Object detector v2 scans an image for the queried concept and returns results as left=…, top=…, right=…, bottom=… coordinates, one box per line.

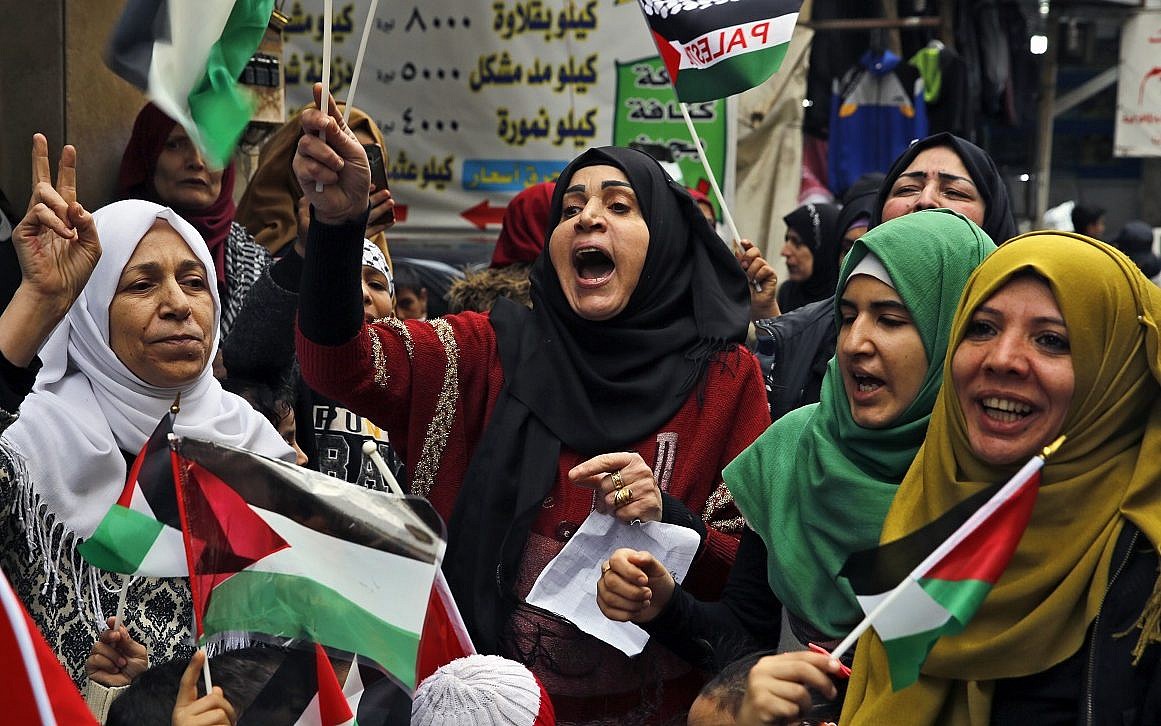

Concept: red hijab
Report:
left=490, top=181, right=555, bottom=268
left=116, top=103, right=237, bottom=284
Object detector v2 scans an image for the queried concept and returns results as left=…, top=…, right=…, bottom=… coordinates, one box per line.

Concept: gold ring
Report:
left=613, top=486, right=633, bottom=507
left=610, top=470, right=624, bottom=490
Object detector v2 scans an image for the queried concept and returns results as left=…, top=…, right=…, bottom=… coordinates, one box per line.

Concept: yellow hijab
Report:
left=236, top=102, right=391, bottom=260
left=842, top=232, right=1161, bottom=725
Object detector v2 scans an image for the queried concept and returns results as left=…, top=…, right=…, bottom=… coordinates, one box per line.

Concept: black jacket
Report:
left=754, top=296, right=838, bottom=422
left=993, top=522, right=1161, bottom=725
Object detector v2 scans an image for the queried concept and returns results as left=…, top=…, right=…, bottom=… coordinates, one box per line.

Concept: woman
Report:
left=757, top=132, right=1017, bottom=422
left=597, top=210, right=995, bottom=717
left=117, top=103, right=271, bottom=343
left=870, top=131, right=1018, bottom=244
left=0, top=136, right=293, bottom=683
left=842, top=232, right=1161, bottom=724
left=235, top=101, right=394, bottom=259
left=776, top=202, right=842, bottom=315
left=292, top=88, right=769, bottom=722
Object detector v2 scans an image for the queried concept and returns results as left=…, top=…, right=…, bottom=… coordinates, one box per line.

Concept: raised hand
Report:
left=0, top=134, right=102, bottom=367
left=172, top=650, right=237, bottom=726
left=292, top=83, right=371, bottom=226
left=569, top=451, right=662, bottom=524
left=736, top=238, right=780, bottom=320
left=85, top=616, right=149, bottom=688
left=596, top=547, right=676, bottom=624
left=16, top=134, right=101, bottom=311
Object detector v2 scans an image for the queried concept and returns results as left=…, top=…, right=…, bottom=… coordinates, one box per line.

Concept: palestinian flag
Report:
left=105, top=0, right=275, bottom=167
left=78, top=411, right=187, bottom=577
left=840, top=450, right=1050, bottom=691
left=293, top=644, right=357, bottom=726
left=416, top=570, right=476, bottom=684
left=636, top=0, right=802, bottom=102
left=0, top=568, right=98, bottom=725
left=173, top=437, right=445, bottom=690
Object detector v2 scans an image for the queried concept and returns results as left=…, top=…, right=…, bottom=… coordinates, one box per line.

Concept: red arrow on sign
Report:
left=460, top=200, right=506, bottom=230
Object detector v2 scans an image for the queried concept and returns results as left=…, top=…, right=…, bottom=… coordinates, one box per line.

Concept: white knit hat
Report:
left=411, top=655, right=555, bottom=726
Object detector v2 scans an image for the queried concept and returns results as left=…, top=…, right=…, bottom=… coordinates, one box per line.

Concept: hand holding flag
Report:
left=831, top=436, right=1065, bottom=691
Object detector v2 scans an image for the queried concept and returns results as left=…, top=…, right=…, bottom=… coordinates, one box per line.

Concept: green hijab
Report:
left=725, top=209, right=996, bottom=638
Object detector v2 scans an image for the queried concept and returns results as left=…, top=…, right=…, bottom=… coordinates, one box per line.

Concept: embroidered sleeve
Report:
left=411, top=319, right=460, bottom=498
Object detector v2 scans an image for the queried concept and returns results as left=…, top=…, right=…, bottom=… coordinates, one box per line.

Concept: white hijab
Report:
left=5, top=200, right=293, bottom=539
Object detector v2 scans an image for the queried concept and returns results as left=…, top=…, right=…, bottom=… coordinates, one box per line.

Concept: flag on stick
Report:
left=78, top=409, right=187, bottom=577
left=416, top=570, right=476, bottom=684
left=105, top=0, right=275, bottom=167
left=173, top=437, right=445, bottom=690
left=0, top=568, right=98, bottom=725
left=834, top=437, right=1064, bottom=690
left=636, top=0, right=802, bottom=103
left=293, top=644, right=357, bottom=726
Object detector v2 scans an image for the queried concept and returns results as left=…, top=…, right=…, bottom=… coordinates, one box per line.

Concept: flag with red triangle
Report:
left=0, top=567, right=98, bottom=725
left=173, top=437, right=445, bottom=690
left=840, top=445, right=1051, bottom=690
left=78, top=409, right=188, bottom=576
left=416, top=570, right=476, bottom=684
left=636, top=0, right=803, bottom=102
left=293, top=644, right=357, bottom=726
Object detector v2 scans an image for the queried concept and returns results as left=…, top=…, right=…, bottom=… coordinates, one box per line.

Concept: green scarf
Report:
left=725, top=209, right=996, bottom=638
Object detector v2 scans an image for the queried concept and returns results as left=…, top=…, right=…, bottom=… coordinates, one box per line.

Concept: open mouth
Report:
left=573, top=246, right=615, bottom=281
left=853, top=374, right=884, bottom=393
left=981, top=396, right=1033, bottom=423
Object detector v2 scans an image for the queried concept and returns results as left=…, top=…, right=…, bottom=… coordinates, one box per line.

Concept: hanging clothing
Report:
left=827, top=49, right=928, bottom=197
left=842, top=232, right=1161, bottom=725
left=909, top=44, right=974, bottom=138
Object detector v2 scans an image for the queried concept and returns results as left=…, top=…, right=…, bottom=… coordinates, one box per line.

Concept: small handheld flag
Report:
left=78, top=402, right=185, bottom=578
left=636, top=0, right=803, bottom=103
left=831, top=436, right=1065, bottom=690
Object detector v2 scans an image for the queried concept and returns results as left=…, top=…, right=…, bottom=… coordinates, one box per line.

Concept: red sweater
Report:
left=298, top=312, right=770, bottom=722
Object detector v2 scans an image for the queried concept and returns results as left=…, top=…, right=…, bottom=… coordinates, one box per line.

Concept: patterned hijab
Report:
left=726, top=209, right=996, bottom=639
left=842, top=232, right=1161, bottom=724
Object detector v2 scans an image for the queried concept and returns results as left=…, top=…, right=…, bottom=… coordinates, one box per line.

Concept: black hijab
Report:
left=776, top=202, right=842, bottom=314
left=869, top=132, right=1019, bottom=245
left=834, top=172, right=885, bottom=241
left=442, top=146, right=751, bottom=652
